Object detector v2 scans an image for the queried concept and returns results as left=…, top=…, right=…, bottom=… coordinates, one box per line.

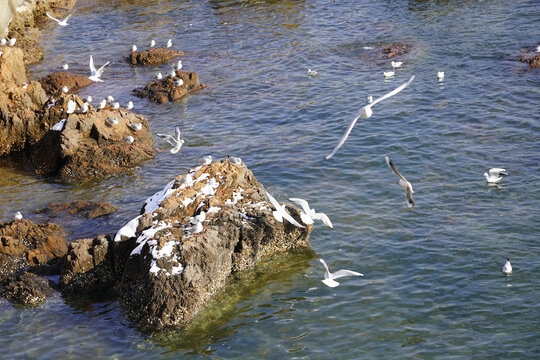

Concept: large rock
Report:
left=133, top=70, right=207, bottom=104
left=359, top=42, right=413, bottom=61
left=36, top=200, right=118, bottom=219
left=0, top=219, right=67, bottom=280
left=29, top=94, right=155, bottom=179
left=0, top=271, right=55, bottom=306
left=39, top=72, right=94, bottom=95
left=114, top=159, right=312, bottom=329
left=124, top=48, right=184, bottom=66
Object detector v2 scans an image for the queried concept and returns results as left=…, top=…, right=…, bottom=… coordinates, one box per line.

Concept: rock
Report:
left=0, top=271, right=55, bottom=307
left=0, top=219, right=67, bottom=280
left=360, top=42, right=413, bottom=60
left=115, top=159, right=312, bottom=329
left=29, top=94, right=155, bottom=180
left=133, top=70, right=207, bottom=104
left=0, top=46, right=28, bottom=84
left=59, top=235, right=116, bottom=296
left=124, top=48, right=184, bottom=66
left=518, top=44, right=540, bottom=70
left=39, top=72, right=93, bottom=96
left=36, top=200, right=118, bottom=219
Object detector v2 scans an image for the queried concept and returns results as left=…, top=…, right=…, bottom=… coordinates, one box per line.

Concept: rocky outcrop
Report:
left=114, top=159, right=312, bottom=329
left=0, top=271, right=55, bottom=306
left=36, top=200, right=118, bottom=219
left=360, top=42, right=413, bottom=60
left=124, top=48, right=184, bottom=66
left=0, top=219, right=67, bottom=280
left=518, top=44, right=540, bottom=70
left=39, top=72, right=93, bottom=95
left=29, top=94, right=155, bottom=179
left=133, top=70, right=207, bottom=104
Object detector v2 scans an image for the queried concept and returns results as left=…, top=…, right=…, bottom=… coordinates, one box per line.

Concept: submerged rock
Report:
left=115, top=159, right=312, bottom=329
left=36, top=200, right=118, bottom=219
left=0, top=271, right=55, bottom=307
left=39, top=72, right=93, bottom=95
left=359, top=42, right=413, bottom=61
left=124, top=48, right=184, bottom=66
left=29, top=94, right=155, bottom=180
left=133, top=70, right=207, bottom=104
left=518, top=44, right=540, bottom=70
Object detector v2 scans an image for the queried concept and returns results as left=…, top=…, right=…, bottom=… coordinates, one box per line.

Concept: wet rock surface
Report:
left=359, top=42, right=413, bottom=61
left=39, top=72, right=93, bottom=95
left=518, top=44, right=540, bottom=70
left=1, top=271, right=55, bottom=306
left=36, top=200, right=118, bottom=219
left=133, top=70, right=207, bottom=104
left=29, top=94, right=155, bottom=180
left=124, top=48, right=184, bottom=66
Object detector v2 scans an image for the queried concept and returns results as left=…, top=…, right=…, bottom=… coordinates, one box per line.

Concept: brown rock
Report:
left=39, top=72, right=93, bottom=96
left=36, top=200, right=118, bottom=219
left=0, top=272, right=55, bottom=307
left=0, top=219, right=67, bottom=280
left=359, top=42, right=413, bottom=61
left=133, top=70, right=207, bottom=104
left=519, top=54, right=540, bottom=69
left=124, top=48, right=184, bottom=66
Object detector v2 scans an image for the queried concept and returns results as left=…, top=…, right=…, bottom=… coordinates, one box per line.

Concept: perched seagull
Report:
left=325, top=75, right=415, bottom=160
left=131, top=45, right=137, bottom=52
left=86, top=95, right=92, bottom=103
left=156, top=72, right=163, bottom=80
left=62, top=63, right=69, bottom=70
left=227, top=155, right=242, bottom=165
left=106, top=95, right=114, bottom=103
left=187, top=221, right=203, bottom=234
left=289, top=198, right=333, bottom=228
left=80, top=102, right=89, bottom=113
left=51, top=119, right=66, bottom=131
left=112, top=102, right=120, bottom=109
left=106, top=117, right=118, bottom=126
left=174, top=79, right=184, bottom=86
left=166, top=39, right=172, bottom=48
left=129, top=123, right=142, bottom=131
left=537, top=45, right=540, bottom=52
left=437, top=71, right=444, bottom=81
left=199, top=155, right=212, bottom=165
left=98, top=99, right=106, bottom=109
left=0, top=51, right=3, bottom=57
left=319, top=259, right=364, bottom=288
left=149, top=39, right=156, bottom=48
left=169, top=69, right=176, bottom=77
left=190, top=211, right=206, bottom=224
left=0, top=38, right=6, bottom=46
left=307, top=68, right=318, bottom=76
left=385, top=156, right=415, bottom=208
left=61, top=86, right=69, bottom=93
left=366, top=95, right=373, bottom=104
left=126, top=101, right=133, bottom=110
left=88, top=55, right=110, bottom=82
left=265, top=191, right=304, bottom=228
left=14, top=211, right=23, bottom=221
left=8, top=38, right=16, bottom=46
left=176, top=60, right=183, bottom=70
left=66, top=99, right=76, bottom=114
left=157, top=127, right=184, bottom=154
left=484, top=168, right=507, bottom=183
left=502, top=258, right=512, bottom=275
left=124, top=135, right=134, bottom=144
left=46, top=10, right=76, bottom=26
left=383, top=70, right=395, bottom=78
left=391, top=61, right=403, bottom=69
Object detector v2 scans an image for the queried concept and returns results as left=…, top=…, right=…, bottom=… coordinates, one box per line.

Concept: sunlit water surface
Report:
left=1, top=0, right=539, bottom=358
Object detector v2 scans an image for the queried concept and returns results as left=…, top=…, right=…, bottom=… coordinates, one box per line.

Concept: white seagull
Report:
left=129, top=123, right=142, bottom=131
left=176, top=60, right=183, bottom=70
left=51, top=119, right=66, bottom=131
left=62, top=63, right=69, bottom=70
left=88, top=55, right=110, bottom=82
left=385, top=156, right=415, bottom=208
left=150, top=39, right=156, bottom=48
left=126, top=101, right=133, bottom=110
left=484, top=168, right=507, bottom=183
left=124, top=135, right=134, bottom=144
left=14, top=211, right=23, bottom=221
left=187, top=221, right=203, bottom=234
left=166, top=39, right=172, bottom=48
left=289, top=198, right=333, bottom=228
left=319, top=259, right=364, bottom=288
left=0, top=38, right=6, bottom=46
left=366, top=95, right=373, bottom=104
left=66, top=99, right=76, bottom=114
left=391, top=61, right=403, bottom=69
left=80, top=102, right=89, bottom=113
left=106, top=95, right=114, bottom=103
left=131, top=45, right=137, bottom=52
left=199, top=155, right=212, bottom=165
left=157, top=127, right=184, bottom=154
left=112, top=102, right=120, bottom=109
left=265, top=191, right=304, bottom=228
left=156, top=72, right=163, bottom=80
left=46, top=10, right=76, bottom=26
left=106, top=117, right=118, bottom=126
left=61, top=86, right=69, bottom=93
left=8, top=38, right=16, bottom=46
left=437, top=71, right=444, bottom=81
left=307, top=68, right=318, bottom=76
left=227, top=155, right=242, bottom=165
left=502, top=258, right=512, bottom=275
left=325, top=75, right=415, bottom=160
left=383, top=70, right=395, bottom=78
left=174, top=79, right=184, bottom=86
left=98, top=99, right=106, bottom=109
left=86, top=95, right=92, bottom=103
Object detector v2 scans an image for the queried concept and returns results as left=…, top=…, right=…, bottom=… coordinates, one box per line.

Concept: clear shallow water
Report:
left=1, top=0, right=539, bottom=358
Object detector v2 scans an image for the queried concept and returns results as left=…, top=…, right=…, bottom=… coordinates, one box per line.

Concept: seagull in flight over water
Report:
left=46, top=10, right=76, bottom=26
left=265, top=191, right=304, bottom=228
left=157, top=127, right=184, bottom=154
left=88, top=55, right=110, bottom=82
left=289, top=198, right=333, bottom=228
left=385, top=156, right=415, bottom=208
left=325, top=75, right=415, bottom=160
left=484, top=168, right=507, bottom=183
left=319, top=259, right=364, bottom=287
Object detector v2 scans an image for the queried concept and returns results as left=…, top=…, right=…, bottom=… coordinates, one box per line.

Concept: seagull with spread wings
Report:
left=46, top=10, right=76, bottom=26
left=88, top=55, right=110, bottom=82
left=385, top=155, right=415, bottom=208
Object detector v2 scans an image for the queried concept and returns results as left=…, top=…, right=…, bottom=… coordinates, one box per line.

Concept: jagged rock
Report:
left=0, top=219, right=67, bottom=280
left=36, top=200, right=118, bottom=219
left=115, top=159, right=312, bottom=329
left=29, top=94, right=155, bottom=179
left=518, top=44, right=540, bottom=70
left=59, top=235, right=115, bottom=296
left=39, top=72, right=93, bottom=96
left=0, top=271, right=55, bottom=306
left=133, top=70, right=207, bottom=104
left=360, top=42, right=413, bottom=60
left=124, top=48, right=184, bottom=66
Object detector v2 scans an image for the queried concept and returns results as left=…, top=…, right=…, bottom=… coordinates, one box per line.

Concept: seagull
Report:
left=227, top=155, right=242, bottom=165
left=98, top=99, right=106, bottom=109
left=131, top=45, right=137, bottom=52
left=14, top=211, right=23, bottom=221
left=88, top=55, right=110, bottom=82
left=46, top=10, right=76, bottom=26
left=289, top=198, right=333, bottom=228
left=149, top=39, right=156, bottom=48
left=129, top=123, right=142, bottom=131
left=265, top=191, right=304, bottom=228
left=106, top=95, right=114, bottom=103
left=112, top=102, right=120, bottom=109
left=391, top=61, right=403, bottom=69
left=325, top=75, right=415, bottom=160
left=62, top=63, right=69, bottom=70
left=484, top=168, right=507, bottom=183
left=176, top=60, right=183, bottom=70
left=106, top=117, right=118, bottom=126
left=126, top=101, right=133, bottom=110
left=190, top=211, right=206, bottom=224
left=86, top=95, right=92, bottom=103
left=199, top=155, right=212, bottom=165
left=169, top=69, right=176, bottom=77
left=80, top=102, right=89, bottom=113
left=319, top=259, right=364, bottom=288
left=502, top=258, right=512, bottom=275
left=0, top=38, right=6, bottom=46
left=385, top=156, right=415, bottom=208
left=66, top=99, right=76, bottom=114
left=62, top=86, right=69, bottom=93
left=307, top=68, right=318, bottom=76
left=51, top=119, right=66, bottom=131
left=8, top=38, right=16, bottom=46
left=166, top=39, right=172, bottom=48
left=157, top=127, right=184, bottom=154
left=156, top=72, right=163, bottom=80
left=437, top=71, right=444, bottom=81
left=174, top=79, right=184, bottom=86
left=366, top=95, right=373, bottom=104
left=187, top=221, right=203, bottom=234
left=124, top=135, right=134, bottom=144
left=383, top=70, right=395, bottom=78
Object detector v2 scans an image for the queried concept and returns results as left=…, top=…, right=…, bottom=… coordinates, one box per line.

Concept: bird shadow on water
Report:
left=148, top=248, right=316, bottom=356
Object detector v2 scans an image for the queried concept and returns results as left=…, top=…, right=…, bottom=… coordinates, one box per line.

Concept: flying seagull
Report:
left=484, top=168, right=507, bottom=183
left=289, top=198, right=333, bottom=228
left=46, top=10, right=76, bottom=26
left=319, top=259, right=364, bottom=288
left=157, top=127, right=184, bottom=154
left=88, top=55, right=110, bottom=82
left=325, top=75, right=415, bottom=160
left=385, top=156, right=415, bottom=207
left=265, top=191, right=304, bottom=228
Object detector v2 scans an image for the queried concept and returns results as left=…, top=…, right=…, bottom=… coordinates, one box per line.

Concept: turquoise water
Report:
left=1, top=0, right=539, bottom=358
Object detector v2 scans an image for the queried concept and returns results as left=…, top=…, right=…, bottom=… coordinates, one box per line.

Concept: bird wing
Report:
left=319, top=259, right=331, bottom=279
left=322, top=278, right=340, bottom=287
left=385, top=156, right=408, bottom=182
left=156, top=133, right=176, bottom=146
left=325, top=111, right=363, bottom=160
left=299, top=211, right=314, bottom=225
left=370, top=75, right=415, bottom=107
left=289, top=198, right=311, bottom=214
left=95, top=61, right=110, bottom=77
left=489, top=168, right=506, bottom=176
left=64, top=10, right=77, bottom=22
left=266, top=191, right=304, bottom=228
left=312, top=212, right=333, bottom=228
left=280, top=207, right=305, bottom=228
left=332, top=269, right=364, bottom=279
left=405, top=185, right=415, bottom=208
left=175, top=127, right=181, bottom=141
left=46, top=13, right=61, bottom=23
